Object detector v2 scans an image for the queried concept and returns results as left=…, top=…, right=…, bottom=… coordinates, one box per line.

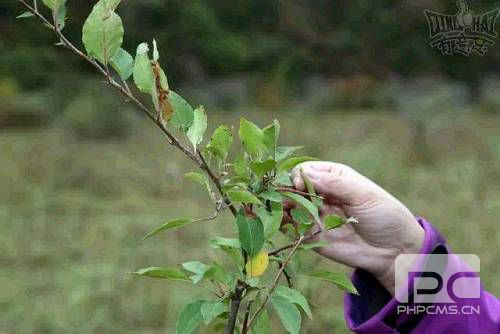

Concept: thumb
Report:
left=291, top=161, right=375, bottom=206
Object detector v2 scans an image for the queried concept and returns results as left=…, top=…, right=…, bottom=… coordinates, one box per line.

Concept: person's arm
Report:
left=345, top=217, right=499, bottom=334
left=288, top=162, right=499, bottom=333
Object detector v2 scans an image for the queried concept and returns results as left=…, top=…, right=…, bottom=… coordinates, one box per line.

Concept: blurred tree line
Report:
left=1, top=0, right=499, bottom=91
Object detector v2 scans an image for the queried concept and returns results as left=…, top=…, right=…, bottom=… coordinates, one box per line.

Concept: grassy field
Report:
left=1, top=109, right=498, bottom=333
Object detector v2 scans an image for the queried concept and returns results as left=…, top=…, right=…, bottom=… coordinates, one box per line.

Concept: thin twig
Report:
left=199, top=283, right=223, bottom=298
left=191, top=201, right=227, bottom=223
left=241, top=300, right=254, bottom=334
left=282, top=267, right=293, bottom=288
left=197, top=149, right=237, bottom=216
left=214, top=280, right=226, bottom=297
left=121, top=76, right=132, bottom=95
left=268, top=230, right=322, bottom=256
left=245, top=235, right=305, bottom=331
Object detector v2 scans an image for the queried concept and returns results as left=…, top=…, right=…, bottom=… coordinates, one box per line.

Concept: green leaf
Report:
left=133, top=42, right=154, bottom=93
left=300, top=169, right=315, bottom=196
left=209, top=238, right=243, bottom=268
left=291, top=208, right=312, bottom=225
left=276, top=146, right=304, bottom=161
left=245, top=277, right=260, bottom=287
left=274, top=171, right=293, bottom=186
left=42, top=0, right=67, bottom=27
left=256, top=201, right=283, bottom=239
left=16, top=11, right=35, bottom=19
left=206, top=125, right=233, bottom=162
left=184, top=171, right=207, bottom=185
left=82, top=0, right=124, bottom=64
left=41, top=0, right=66, bottom=10
left=251, top=309, right=271, bottom=334
left=222, top=176, right=250, bottom=192
left=209, top=237, right=241, bottom=249
left=278, top=156, right=317, bottom=172
left=54, top=3, right=67, bottom=30
left=299, top=240, right=330, bottom=250
left=274, top=286, right=312, bottom=319
left=262, top=119, right=280, bottom=157
left=271, top=295, right=301, bottom=334
left=110, top=48, right=133, bottom=80
left=324, top=215, right=344, bottom=230
left=201, top=301, right=227, bottom=325
left=250, top=159, right=276, bottom=178
left=186, top=106, right=207, bottom=149
left=308, top=271, right=359, bottom=295
left=300, top=169, right=322, bottom=207
left=259, top=190, right=282, bottom=202
left=281, top=192, right=320, bottom=222
left=204, top=262, right=232, bottom=286
left=182, top=261, right=210, bottom=284
left=233, top=153, right=248, bottom=176
left=143, top=218, right=192, bottom=240
left=227, top=190, right=262, bottom=205
left=184, top=172, right=214, bottom=200
left=235, top=210, right=264, bottom=257
left=94, top=0, right=121, bottom=11
left=176, top=300, right=204, bottom=334
left=239, top=118, right=266, bottom=157
left=132, top=267, right=189, bottom=281
left=169, top=91, right=194, bottom=132
left=216, top=247, right=243, bottom=269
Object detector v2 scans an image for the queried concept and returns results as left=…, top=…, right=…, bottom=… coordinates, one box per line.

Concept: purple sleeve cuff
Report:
left=343, top=217, right=500, bottom=334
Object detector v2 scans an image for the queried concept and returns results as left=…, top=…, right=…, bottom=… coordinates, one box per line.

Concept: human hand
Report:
left=285, top=161, right=425, bottom=295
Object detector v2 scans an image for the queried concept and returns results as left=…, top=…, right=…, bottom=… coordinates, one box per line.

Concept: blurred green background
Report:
left=1, top=0, right=499, bottom=333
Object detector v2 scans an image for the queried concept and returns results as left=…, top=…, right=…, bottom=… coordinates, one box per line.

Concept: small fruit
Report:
left=245, top=251, right=269, bottom=277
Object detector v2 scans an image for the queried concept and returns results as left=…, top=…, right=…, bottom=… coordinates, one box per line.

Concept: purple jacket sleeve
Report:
left=344, top=217, right=500, bottom=334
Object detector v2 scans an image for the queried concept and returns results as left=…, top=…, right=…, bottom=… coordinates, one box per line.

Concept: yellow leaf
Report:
left=245, top=251, right=269, bottom=277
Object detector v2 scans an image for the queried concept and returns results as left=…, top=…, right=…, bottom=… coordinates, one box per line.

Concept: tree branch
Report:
left=241, top=300, right=254, bottom=334
left=17, top=0, right=239, bottom=214
left=24, top=0, right=247, bottom=257
left=17, top=2, right=244, bottom=332
left=226, top=280, right=246, bottom=334
left=245, top=235, right=305, bottom=332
